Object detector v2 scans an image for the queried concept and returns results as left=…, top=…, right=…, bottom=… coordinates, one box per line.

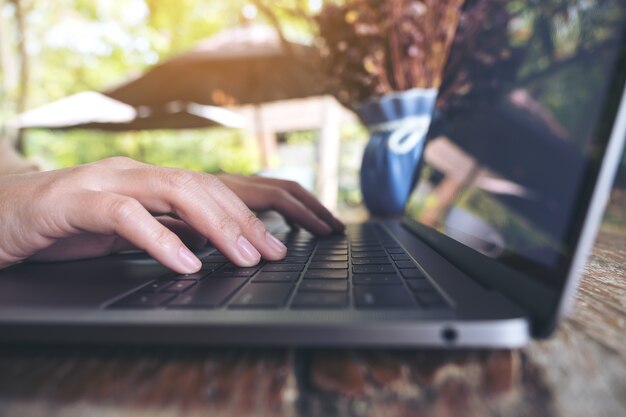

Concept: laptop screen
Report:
left=404, top=0, right=626, bottom=287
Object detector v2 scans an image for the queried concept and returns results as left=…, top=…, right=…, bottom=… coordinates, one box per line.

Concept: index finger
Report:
left=253, top=177, right=345, bottom=232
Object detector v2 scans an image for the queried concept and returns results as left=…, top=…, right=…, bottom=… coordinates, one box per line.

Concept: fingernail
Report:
left=266, top=232, right=287, bottom=254
left=237, top=235, right=261, bottom=265
left=178, top=246, right=201, bottom=272
left=333, top=217, right=346, bottom=231
left=320, top=222, right=334, bottom=235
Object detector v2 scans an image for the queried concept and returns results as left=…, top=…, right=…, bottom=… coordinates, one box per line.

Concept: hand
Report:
left=217, top=174, right=345, bottom=235
left=0, top=157, right=344, bottom=274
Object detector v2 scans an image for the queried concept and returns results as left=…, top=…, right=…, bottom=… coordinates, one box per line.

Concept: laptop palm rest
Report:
left=0, top=254, right=168, bottom=308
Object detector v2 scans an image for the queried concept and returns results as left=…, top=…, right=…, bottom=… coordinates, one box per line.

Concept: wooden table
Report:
left=0, top=231, right=624, bottom=417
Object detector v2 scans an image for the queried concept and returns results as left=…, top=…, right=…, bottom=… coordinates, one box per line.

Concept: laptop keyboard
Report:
left=107, top=224, right=451, bottom=311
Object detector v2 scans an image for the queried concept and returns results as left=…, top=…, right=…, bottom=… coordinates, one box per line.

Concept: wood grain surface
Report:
left=0, top=231, right=624, bottom=417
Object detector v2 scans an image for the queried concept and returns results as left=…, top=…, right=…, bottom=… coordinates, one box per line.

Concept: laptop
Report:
left=0, top=0, right=625, bottom=347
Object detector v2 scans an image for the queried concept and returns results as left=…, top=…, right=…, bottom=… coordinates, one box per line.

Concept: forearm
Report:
left=0, top=138, right=38, bottom=176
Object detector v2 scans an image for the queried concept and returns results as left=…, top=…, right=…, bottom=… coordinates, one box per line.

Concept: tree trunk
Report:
left=10, top=0, right=29, bottom=153
left=0, top=0, right=8, bottom=95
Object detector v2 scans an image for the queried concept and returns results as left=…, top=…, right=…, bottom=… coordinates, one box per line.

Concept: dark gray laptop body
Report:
left=0, top=0, right=624, bottom=347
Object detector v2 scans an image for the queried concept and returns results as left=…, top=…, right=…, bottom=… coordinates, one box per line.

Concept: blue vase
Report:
left=357, top=88, right=438, bottom=216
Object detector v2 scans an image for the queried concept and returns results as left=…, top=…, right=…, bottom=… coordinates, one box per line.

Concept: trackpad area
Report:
left=0, top=254, right=167, bottom=308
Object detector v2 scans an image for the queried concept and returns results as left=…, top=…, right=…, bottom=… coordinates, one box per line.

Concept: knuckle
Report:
left=109, top=198, right=142, bottom=226
left=158, top=169, right=197, bottom=191
left=204, top=173, right=228, bottom=191
left=243, top=211, right=265, bottom=233
left=272, top=187, right=291, bottom=200
left=215, top=215, right=241, bottom=236
left=150, top=227, right=177, bottom=248
left=71, top=163, right=98, bottom=178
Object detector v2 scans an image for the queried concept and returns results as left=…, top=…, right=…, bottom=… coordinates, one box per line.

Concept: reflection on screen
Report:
left=406, top=0, right=626, bottom=281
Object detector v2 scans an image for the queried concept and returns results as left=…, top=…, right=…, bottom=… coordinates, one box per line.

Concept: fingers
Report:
left=261, top=177, right=345, bottom=233
left=193, top=176, right=288, bottom=262
left=20, top=159, right=340, bottom=274
left=105, top=167, right=286, bottom=265
left=156, top=216, right=208, bottom=250
left=66, top=191, right=202, bottom=274
left=264, top=186, right=339, bottom=235
left=30, top=217, right=208, bottom=263
left=220, top=175, right=345, bottom=235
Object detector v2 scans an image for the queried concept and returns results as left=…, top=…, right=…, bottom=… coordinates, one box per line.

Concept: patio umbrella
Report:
left=13, top=92, right=246, bottom=131
left=104, top=23, right=326, bottom=108
left=15, top=91, right=136, bottom=129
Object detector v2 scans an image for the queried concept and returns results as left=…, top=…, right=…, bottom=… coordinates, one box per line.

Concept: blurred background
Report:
left=0, top=0, right=624, bottom=229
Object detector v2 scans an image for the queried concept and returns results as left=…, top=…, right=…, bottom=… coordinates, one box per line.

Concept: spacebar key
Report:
left=229, top=283, right=293, bottom=308
left=169, top=277, right=247, bottom=308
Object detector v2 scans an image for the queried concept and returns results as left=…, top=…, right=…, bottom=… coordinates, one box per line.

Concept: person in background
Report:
left=0, top=137, right=344, bottom=274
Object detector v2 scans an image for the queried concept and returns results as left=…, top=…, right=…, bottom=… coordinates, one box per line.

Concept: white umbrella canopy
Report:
left=14, top=91, right=136, bottom=129
left=13, top=91, right=247, bottom=131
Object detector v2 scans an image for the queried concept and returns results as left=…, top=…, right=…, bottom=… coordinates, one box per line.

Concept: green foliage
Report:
left=0, top=0, right=332, bottom=174
left=24, top=128, right=261, bottom=174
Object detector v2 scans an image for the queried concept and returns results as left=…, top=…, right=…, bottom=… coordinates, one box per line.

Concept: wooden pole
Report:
left=316, top=96, right=340, bottom=212
left=254, top=105, right=277, bottom=169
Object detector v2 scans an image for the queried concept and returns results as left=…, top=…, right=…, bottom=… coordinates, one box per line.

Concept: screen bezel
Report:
left=401, top=4, right=626, bottom=336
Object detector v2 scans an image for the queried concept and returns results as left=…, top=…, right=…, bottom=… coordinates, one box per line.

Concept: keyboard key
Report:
left=200, top=262, right=225, bottom=272
left=400, top=269, right=425, bottom=279
left=350, top=239, right=377, bottom=245
left=415, top=291, right=448, bottom=308
left=318, top=242, right=347, bottom=248
left=353, top=265, right=396, bottom=274
left=387, top=248, right=405, bottom=254
left=168, top=278, right=247, bottom=308
left=287, top=247, right=315, bottom=253
left=406, top=278, right=435, bottom=292
left=313, top=255, right=348, bottom=262
left=291, top=292, right=347, bottom=309
left=252, top=272, right=300, bottom=282
left=354, top=286, right=416, bottom=309
left=262, top=264, right=304, bottom=272
left=213, top=264, right=260, bottom=275
left=350, top=242, right=380, bottom=248
left=351, top=257, right=391, bottom=265
left=390, top=254, right=411, bottom=261
left=304, top=270, right=348, bottom=280
left=206, top=254, right=229, bottom=262
left=174, top=272, right=206, bottom=280
left=395, top=261, right=416, bottom=269
left=111, top=292, right=176, bottom=308
left=351, top=251, right=386, bottom=258
left=309, top=262, right=348, bottom=269
left=298, top=280, right=348, bottom=292
left=351, top=246, right=383, bottom=253
left=277, top=257, right=309, bottom=264
left=167, top=279, right=198, bottom=293
left=289, top=242, right=315, bottom=248
left=353, top=275, right=403, bottom=285
left=142, top=280, right=175, bottom=293
left=229, top=283, right=293, bottom=308
left=286, top=250, right=312, bottom=257
left=213, top=268, right=259, bottom=277
left=315, top=249, right=348, bottom=256
left=318, top=236, right=348, bottom=246
left=319, top=241, right=347, bottom=247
